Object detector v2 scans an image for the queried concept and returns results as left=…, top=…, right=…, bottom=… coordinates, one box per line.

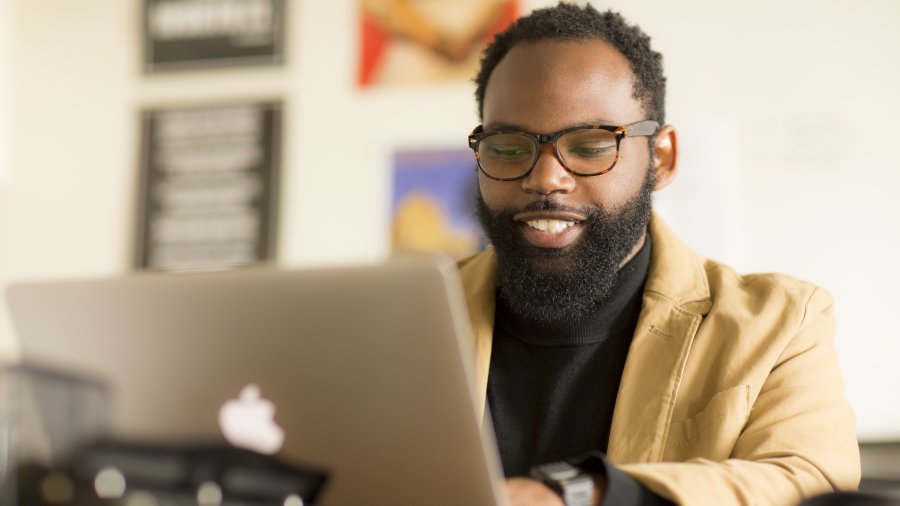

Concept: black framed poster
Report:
left=144, top=0, right=285, bottom=71
left=135, top=102, right=281, bottom=271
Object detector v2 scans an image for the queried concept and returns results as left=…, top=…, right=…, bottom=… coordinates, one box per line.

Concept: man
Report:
left=460, top=3, right=860, bottom=505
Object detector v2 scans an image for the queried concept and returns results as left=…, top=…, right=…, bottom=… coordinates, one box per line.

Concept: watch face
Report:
left=546, top=462, right=581, bottom=480
left=532, top=462, right=594, bottom=506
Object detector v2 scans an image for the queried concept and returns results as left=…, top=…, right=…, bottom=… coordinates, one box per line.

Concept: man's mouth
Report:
left=525, top=219, right=577, bottom=234
left=513, top=211, right=587, bottom=248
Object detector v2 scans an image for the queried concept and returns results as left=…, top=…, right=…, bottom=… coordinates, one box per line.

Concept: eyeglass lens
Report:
left=478, top=129, right=618, bottom=179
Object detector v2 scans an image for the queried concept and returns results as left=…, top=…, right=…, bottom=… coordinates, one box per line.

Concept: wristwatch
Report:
left=530, top=461, right=595, bottom=506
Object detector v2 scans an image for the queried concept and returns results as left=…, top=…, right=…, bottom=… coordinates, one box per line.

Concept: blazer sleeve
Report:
left=616, top=287, right=861, bottom=505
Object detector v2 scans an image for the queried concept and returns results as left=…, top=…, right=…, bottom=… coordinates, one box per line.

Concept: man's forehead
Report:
left=482, top=38, right=642, bottom=131
left=483, top=118, right=619, bottom=133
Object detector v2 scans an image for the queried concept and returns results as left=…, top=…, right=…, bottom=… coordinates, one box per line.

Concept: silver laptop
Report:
left=5, top=255, right=507, bottom=505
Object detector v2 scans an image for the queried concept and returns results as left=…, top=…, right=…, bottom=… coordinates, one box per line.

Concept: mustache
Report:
left=497, top=199, right=598, bottom=217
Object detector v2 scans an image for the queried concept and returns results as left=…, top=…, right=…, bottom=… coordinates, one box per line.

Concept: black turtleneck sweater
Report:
left=487, top=234, right=673, bottom=505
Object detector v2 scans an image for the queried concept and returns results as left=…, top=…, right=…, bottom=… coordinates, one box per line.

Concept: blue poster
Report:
left=391, top=148, right=483, bottom=259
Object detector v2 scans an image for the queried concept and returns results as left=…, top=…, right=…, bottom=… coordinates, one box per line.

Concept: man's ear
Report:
left=651, top=124, right=678, bottom=191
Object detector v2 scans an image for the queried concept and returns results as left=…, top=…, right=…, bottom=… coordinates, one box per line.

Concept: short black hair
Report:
left=474, top=2, right=666, bottom=124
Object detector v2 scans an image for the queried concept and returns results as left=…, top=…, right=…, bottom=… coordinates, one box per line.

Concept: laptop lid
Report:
left=5, top=255, right=507, bottom=506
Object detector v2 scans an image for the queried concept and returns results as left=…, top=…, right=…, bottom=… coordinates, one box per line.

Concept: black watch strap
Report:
left=530, top=461, right=594, bottom=506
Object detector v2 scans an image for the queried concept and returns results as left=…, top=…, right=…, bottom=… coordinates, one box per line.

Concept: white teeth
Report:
left=526, top=219, right=575, bottom=233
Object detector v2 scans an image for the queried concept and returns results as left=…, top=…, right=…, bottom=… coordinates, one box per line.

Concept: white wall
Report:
left=0, top=0, right=15, bottom=359
left=0, top=0, right=9, bottom=191
left=1, top=0, right=898, bottom=440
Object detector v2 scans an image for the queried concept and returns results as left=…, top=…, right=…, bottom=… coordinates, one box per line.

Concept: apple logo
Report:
left=218, top=384, right=285, bottom=455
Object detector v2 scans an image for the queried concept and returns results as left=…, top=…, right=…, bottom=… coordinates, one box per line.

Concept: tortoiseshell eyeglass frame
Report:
left=467, top=119, right=660, bottom=181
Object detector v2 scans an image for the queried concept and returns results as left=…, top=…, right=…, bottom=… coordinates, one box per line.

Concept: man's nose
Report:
left=521, top=143, right=576, bottom=195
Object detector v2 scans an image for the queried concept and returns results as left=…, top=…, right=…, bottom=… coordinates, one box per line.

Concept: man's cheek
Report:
left=477, top=179, right=513, bottom=208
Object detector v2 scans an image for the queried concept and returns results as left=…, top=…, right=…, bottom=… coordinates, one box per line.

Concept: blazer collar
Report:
left=642, top=212, right=712, bottom=314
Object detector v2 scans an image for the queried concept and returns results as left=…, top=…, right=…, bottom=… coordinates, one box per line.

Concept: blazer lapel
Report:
left=457, top=250, right=497, bottom=422
left=607, top=214, right=712, bottom=464
left=606, top=294, right=704, bottom=463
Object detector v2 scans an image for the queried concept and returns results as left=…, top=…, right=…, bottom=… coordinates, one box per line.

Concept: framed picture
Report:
left=135, top=101, right=281, bottom=271
left=391, top=148, right=483, bottom=259
left=144, top=0, right=285, bottom=72
left=358, top=0, right=518, bottom=87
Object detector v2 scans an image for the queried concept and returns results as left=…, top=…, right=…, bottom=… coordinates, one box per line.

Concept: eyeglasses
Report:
left=467, top=120, right=659, bottom=181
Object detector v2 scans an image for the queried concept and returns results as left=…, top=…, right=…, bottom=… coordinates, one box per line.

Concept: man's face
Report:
left=477, top=39, right=656, bottom=323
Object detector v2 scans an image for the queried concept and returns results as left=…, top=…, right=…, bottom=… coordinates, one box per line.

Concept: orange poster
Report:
left=359, top=0, right=518, bottom=87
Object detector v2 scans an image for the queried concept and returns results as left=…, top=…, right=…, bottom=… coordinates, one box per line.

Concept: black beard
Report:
left=475, top=170, right=655, bottom=325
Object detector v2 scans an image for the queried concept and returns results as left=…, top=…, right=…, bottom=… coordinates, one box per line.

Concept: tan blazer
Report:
left=458, top=214, right=860, bottom=505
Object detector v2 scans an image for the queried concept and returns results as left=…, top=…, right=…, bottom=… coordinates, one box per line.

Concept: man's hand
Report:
left=505, top=478, right=564, bottom=506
